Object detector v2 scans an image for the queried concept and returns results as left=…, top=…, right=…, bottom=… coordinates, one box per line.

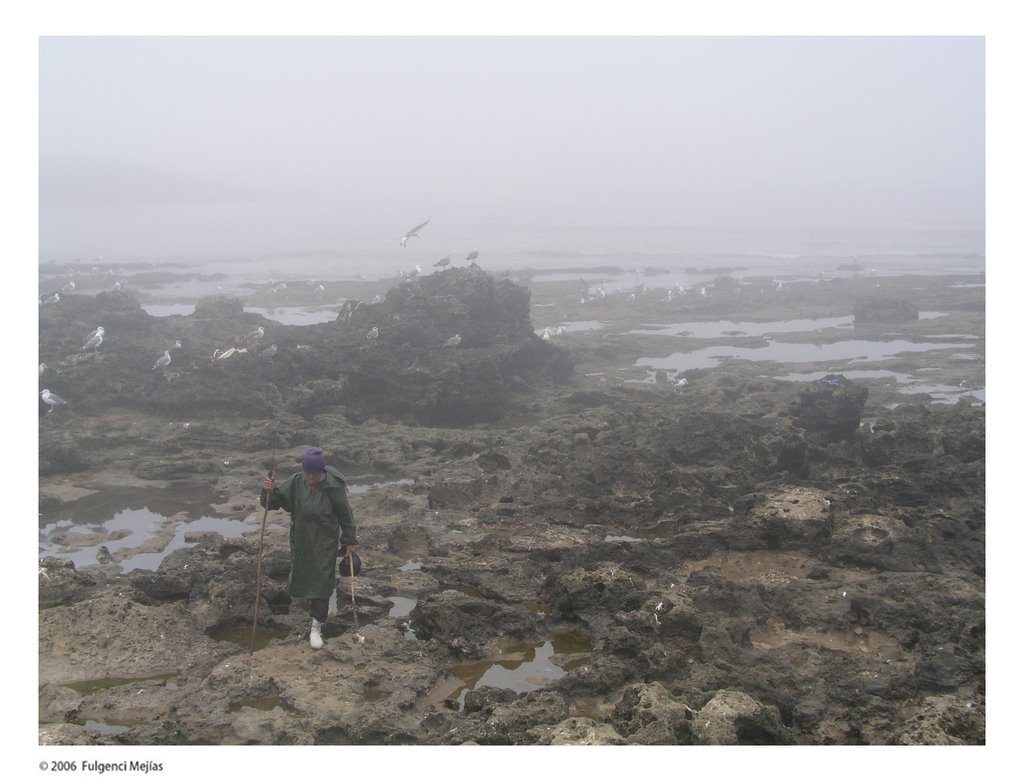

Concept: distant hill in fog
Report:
left=39, top=154, right=282, bottom=207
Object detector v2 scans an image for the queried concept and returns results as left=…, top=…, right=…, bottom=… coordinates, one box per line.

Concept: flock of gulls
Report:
left=398, top=217, right=479, bottom=274
left=39, top=217, right=481, bottom=413
left=39, top=319, right=187, bottom=411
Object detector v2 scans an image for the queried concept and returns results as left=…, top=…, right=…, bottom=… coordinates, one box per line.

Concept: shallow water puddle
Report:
left=243, top=305, right=341, bottom=325
left=443, top=627, right=593, bottom=710
left=39, top=506, right=255, bottom=571
left=603, top=534, right=647, bottom=543
left=387, top=596, right=418, bottom=617
left=141, top=303, right=195, bottom=317
left=121, top=516, right=254, bottom=571
left=638, top=337, right=974, bottom=375
left=62, top=672, right=180, bottom=696
left=387, top=595, right=419, bottom=639
left=208, top=624, right=289, bottom=650
left=628, top=315, right=855, bottom=339
left=347, top=477, right=414, bottom=494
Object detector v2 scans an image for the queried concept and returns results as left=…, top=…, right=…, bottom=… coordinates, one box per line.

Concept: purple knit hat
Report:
left=302, top=446, right=325, bottom=473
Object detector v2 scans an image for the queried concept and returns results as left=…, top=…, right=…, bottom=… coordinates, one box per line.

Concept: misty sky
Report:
left=38, top=36, right=984, bottom=257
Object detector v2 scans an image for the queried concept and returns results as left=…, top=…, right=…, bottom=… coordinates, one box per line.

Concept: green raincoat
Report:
left=260, top=466, right=358, bottom=599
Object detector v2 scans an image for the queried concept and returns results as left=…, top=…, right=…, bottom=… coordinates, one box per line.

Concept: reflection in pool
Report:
left=637, top=338, right=973, bottom=375
left=446, top=627, right=593, bottom=710
left=243, top=306, right=342, bottom=326
left=628, top=315, right=855, bottom=339
left=39, top=508, right=257, bottom=572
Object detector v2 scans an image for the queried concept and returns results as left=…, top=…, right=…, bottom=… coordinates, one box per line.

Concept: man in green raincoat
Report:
left=261, top=446, right=358, bottom=649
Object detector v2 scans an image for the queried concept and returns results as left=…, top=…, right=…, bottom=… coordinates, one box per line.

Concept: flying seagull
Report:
left=40, top=389, right=69, bottom=413
left=153, top=350, right=171, bottom=371
left=400, top=217, right=431, bottom=247
left=466, top=248, right=479, bottom=262
left=434, top=252, right=452, bottom=268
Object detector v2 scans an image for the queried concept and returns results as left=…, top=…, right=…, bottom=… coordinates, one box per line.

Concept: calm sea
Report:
left=39, top=211, right=985, bottom=304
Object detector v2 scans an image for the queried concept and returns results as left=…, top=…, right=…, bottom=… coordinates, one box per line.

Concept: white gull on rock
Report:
left=80, top=333, right=103, bottom=351
left=41, top=389, right=69, bottom=412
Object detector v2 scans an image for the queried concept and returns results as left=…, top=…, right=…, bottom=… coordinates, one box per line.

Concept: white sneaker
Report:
left=310, top=619, right=323, bottom=650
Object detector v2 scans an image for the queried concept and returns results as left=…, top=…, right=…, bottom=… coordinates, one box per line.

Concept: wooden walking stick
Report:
left=250, top=423, right=279, bottom=654
left=347, top=550, right=359, bottom=626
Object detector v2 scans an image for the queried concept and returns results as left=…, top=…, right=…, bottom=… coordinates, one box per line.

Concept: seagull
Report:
left=84, top=326, right=105, bottom=343
left=261, top=344, right=278, bottom=358
left=214, top=347, right=248, bottom=360
left=366, top=326, right=379, bottom=344
left=443, top=334, right=462, bottom=349
left=153, top=350, right=171, bottom=371
left=80, top=333, right=103, bottom=351
left=400, top=217, right=431, bottom=247
left=675, top=377, right=689, bottom=387
left=39, top=363, right=47, bottom=376
left=245, top=326, right=265, bottom=341
left=40, top=389, right=69, bottom=412
left=434, top=253, right=452, bottom=268
left=61, top=281, right=76, bottom=293
left=315, top=284, right=325, bottom=292
left=466, top=248, right=479, bottom=262
left=42, top=292, right=60, bottom=305
left=541, top=328, right=551, bottom=341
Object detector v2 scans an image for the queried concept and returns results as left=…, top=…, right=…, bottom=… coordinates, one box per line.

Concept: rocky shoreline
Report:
left=38, top=263, right=985, bottom=745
